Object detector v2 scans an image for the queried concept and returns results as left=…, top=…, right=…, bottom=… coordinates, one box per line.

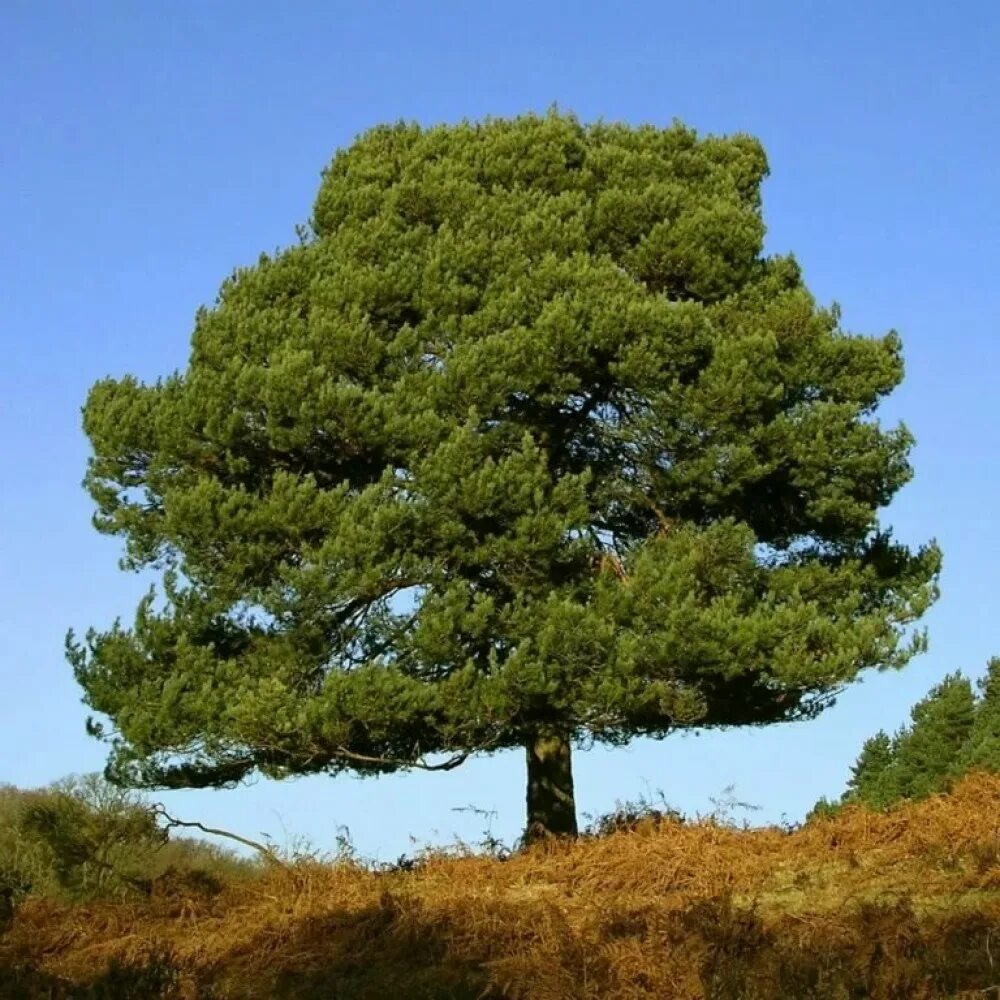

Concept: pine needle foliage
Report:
left=837, top=659, right=1000, bottom=811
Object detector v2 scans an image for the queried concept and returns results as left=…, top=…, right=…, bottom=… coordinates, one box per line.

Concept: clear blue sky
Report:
left=2, top=1, right=998, bottom=858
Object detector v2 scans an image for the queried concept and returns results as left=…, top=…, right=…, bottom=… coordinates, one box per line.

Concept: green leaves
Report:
left=75, top=111, right=938, bottom=793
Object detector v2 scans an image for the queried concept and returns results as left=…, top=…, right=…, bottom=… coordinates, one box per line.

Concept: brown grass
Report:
left=2, top=773, right=1000, bottom=998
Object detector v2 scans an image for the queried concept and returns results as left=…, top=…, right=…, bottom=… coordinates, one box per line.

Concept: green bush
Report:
left=0, top=773, right=256, bottom=903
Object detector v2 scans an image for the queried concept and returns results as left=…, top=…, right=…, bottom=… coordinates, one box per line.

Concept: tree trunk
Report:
left=524, top=731, right=578, bottom=842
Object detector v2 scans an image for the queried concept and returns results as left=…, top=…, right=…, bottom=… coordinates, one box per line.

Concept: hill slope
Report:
left=3, top=774, right=1000, bottom=998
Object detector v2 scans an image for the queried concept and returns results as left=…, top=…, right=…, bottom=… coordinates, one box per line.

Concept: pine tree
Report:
left=890, top=673, right=976, bottom=800
left=833, top=670, right=986, bottom=813
left=70, top=112, right=940, bottom=839
left=957, top=658, right=1000, bottom=773
left=845, top=730, right=898, bottom=809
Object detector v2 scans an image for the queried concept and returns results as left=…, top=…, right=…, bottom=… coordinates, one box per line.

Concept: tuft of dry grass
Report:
left=2, top=773, right=1000, bottom=998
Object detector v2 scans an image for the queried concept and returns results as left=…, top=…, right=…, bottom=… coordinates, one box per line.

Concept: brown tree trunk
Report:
left=524, top=731, right=578, bottom=842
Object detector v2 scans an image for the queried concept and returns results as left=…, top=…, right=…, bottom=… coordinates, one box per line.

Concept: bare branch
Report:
left=153, top=805, right=286, bottom=865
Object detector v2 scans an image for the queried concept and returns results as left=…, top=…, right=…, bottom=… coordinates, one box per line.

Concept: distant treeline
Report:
left=815, top=657, right=1000, bottom=816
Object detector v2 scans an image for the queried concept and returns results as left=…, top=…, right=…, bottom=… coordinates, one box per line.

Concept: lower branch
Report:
left=153, top=805, right=287, bottom=866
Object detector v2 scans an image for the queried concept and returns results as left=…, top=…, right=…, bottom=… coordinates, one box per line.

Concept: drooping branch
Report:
left=152, top=805, right=286, bottom=865
left=328, top=744, right=474, bottom=772
left=138, top=730, right=504, bottom=791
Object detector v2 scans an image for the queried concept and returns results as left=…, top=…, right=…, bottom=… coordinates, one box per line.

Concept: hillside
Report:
left=2, top=774, right=1000, bottom=999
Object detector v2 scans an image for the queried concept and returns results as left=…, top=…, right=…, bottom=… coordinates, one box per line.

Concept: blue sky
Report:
left=1, top=1, right=997, bottom=858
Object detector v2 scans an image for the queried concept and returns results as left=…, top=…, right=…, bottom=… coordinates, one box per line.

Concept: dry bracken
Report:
left=2, top=773, right=999, bottom=998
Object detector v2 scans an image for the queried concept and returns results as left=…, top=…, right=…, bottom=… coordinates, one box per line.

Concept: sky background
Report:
left=1, top=1, right=998, bottom=860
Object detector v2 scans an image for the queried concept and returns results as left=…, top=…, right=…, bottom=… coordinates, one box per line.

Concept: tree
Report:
left=70, top=112, right=940, bottom=840
left=825, top=663, right=997, bottom=814
left=845, top=730, right=897, bottom=809
left=957, top=658, right=1000, bottom=773
left=888, top=672, right=976, bottom=800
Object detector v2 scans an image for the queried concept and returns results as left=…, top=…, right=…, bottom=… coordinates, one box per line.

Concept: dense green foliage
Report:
left=0, top=775, right=250, bottom=903
left=71, top=112, right=939, bottom=833
left=818, top=659, right=1000, bottom=812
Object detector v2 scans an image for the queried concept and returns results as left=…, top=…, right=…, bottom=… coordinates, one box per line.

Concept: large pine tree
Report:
left=71, top=113, right=940, bottom=839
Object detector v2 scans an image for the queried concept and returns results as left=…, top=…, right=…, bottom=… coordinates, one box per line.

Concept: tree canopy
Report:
left=71, top=112, right=940, bottom=837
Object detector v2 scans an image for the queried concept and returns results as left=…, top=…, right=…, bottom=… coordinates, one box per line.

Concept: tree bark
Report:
left=524, top=731, right=578, bottom=841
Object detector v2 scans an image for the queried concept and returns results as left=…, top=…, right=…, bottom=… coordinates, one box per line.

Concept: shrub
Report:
left=0, top=774, right=256, bottom=903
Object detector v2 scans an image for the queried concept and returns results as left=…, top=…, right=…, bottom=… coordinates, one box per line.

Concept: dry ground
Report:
left=3, top=774, right=1000, bottom=998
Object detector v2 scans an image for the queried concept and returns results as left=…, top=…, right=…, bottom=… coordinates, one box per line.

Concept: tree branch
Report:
left=328, top=745, right=474, bottom=772
left=152, top=805, right=287, bottom=865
